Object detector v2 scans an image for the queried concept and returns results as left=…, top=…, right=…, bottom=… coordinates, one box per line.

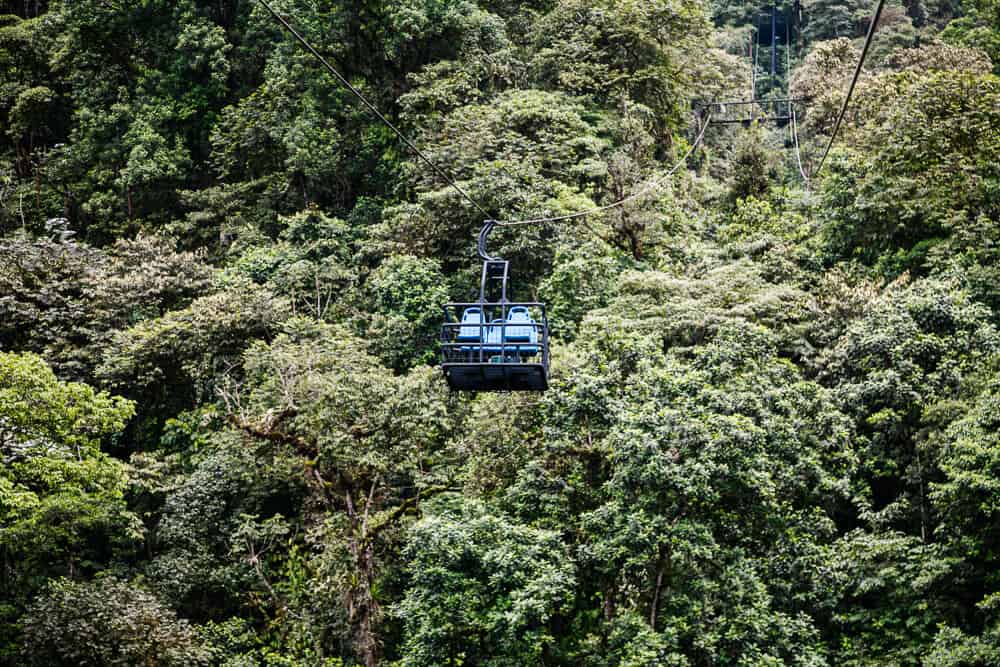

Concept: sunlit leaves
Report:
left=21, top=578, right=210, bottom=666
left=0, top=352, right=140, bottom=651
left=400, top=500, right=575, bottom=666
left=820, top=71, right=1000, bottom=275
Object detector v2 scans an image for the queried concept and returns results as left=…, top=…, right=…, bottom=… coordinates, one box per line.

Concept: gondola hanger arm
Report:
left=478, top=220, right=502, bottom=262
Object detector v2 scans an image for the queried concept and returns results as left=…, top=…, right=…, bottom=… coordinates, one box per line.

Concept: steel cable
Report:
left=257, top=0, right=493, bottom=219
left=259, top=0, right=711, bottom=229
left=814, top=0, right=886, bottom=176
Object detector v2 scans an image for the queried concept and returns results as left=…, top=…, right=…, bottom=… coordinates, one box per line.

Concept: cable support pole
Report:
left=770, top=5, right=777, bottom=79
left=256, top=0, right=492, bottom=219
left=785, top=8, right=792, bottom=81
left=495, top=110, right=712, bottom=227
left=748, top=32, right=754, bottom=118
left=786, top=8, right=792, bottom=118
left=752, top=27, right=759, bottom=117
left=814, top=0, right=886, bottom=176
left=786, top=14, right=793, bottom=142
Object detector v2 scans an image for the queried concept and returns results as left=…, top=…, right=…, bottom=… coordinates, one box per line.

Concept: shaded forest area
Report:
left=2, top=0, right=1000, bottom=664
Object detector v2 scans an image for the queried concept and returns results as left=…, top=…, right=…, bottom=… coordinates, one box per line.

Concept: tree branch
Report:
left=362, top=485, right=455, bottom=548
left=227, top=414, right=316, bottom=457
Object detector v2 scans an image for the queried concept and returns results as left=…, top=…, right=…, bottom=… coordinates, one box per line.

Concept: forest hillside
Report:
left=2, top=0, right=1000, bottom=664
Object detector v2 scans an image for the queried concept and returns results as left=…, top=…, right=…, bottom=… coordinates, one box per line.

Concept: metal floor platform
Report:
left=442, top=362, right=548, bottom=392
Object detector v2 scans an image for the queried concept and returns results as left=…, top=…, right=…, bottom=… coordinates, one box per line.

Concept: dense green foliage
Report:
left=2, top=0, right=999, bottom=664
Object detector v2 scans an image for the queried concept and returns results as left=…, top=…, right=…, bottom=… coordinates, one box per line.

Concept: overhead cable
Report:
left=256, top=0, right=493, bottom=219
left=814, top=0, right=886, bottom=176
left=257, top=0, right=709, bottom=229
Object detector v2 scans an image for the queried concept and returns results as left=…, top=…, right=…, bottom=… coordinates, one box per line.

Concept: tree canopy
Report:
left=2, top=0, right=1000, bottom=664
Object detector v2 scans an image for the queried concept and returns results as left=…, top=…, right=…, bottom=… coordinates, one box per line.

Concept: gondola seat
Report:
left=505, top=306, right=539, bottom=356
left=457, top=307, right=485, bottom=352
left=483, top=318, right=506, bottom=354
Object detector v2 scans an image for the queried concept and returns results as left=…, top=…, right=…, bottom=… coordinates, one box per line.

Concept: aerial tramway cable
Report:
left=256, top=0, right=711, bottom=231
left=814, top=0, right=887, bottom=175
left=262, top=0, right=889, bottom=225
left=256, top=0, right=492, bottom=220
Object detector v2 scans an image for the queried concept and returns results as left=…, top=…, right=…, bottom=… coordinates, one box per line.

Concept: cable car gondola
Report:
left=440, top=221, right=550, bottom=392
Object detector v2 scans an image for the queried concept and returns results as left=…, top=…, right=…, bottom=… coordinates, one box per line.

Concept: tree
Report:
left=0, top=352, right=138, bottom=573
left=224, top=319, right=456, bottom=666
left=21, top=577, right=210, bottom=666
left=96, top=282, right=291, bottom=434
left=360, top=254, right=451, bottom=370
left=0, top=232, right=213, bottom=381
left=790, top=38, right=859, bottom=139
left=39, top=0, right=230, bottom=239
left=941, top=0, right=1000, bottom=74
left=726, top=126, right=780, bottom=205
left=924, top=371, right=1000, bottom=660
left=0, top=352, right=139, bottom=655
left=821, top=71, right=1000, bottom=276
left=802, top=0, right=882, bottom=42
left=0, top=12, right=65, bottom=230
left=230, top=207, right=354, bottom=321
left=492, top=323, right=853, bottom=664
left=819, top=279, right=998, bottom=534
left=399, top=500, right=575, bottom=666
left=530, top=0, right=710, bottom=130
left=538, top=241, right=625, bottom=340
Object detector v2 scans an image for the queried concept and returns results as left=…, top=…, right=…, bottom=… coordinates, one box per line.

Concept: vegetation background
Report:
left=1, top=0, right=999, bottom=664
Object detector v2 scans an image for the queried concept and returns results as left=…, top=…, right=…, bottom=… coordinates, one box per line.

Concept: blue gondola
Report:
left=441, top=221, right=549, bottom=391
